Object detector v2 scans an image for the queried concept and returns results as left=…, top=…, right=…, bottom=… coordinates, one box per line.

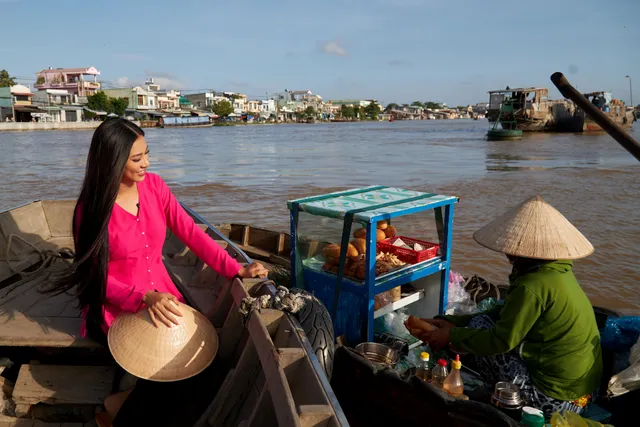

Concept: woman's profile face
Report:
left=122, top=136, right=149, bottom=185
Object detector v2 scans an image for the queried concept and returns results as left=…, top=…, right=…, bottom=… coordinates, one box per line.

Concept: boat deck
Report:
left=0, top=201, right=97, bottom=348
left=0, top=201, right=235, bottom=349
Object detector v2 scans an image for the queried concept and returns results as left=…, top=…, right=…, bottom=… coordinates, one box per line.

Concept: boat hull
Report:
left=487, top=129, right=523, bottom=141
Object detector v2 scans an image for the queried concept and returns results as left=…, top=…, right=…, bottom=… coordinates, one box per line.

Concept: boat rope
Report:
left=239, top=281, right=311, bottom=323
left=4, top=233, right=75, bottom=280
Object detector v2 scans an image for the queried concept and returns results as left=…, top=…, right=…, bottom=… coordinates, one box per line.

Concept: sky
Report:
left=1, top=0, right=638, bottom=106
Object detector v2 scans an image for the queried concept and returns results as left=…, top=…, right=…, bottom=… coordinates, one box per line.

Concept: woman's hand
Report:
left=420, top=318, right=455, bottom=329
left=238, top=262, right=269, bottom=279
left=417, top=327, right=451, bottom=352
left=143, top=291, right=182, bottom=328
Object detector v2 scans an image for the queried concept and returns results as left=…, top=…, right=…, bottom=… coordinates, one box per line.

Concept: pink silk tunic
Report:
left=79, top=172, right=243, bottom=336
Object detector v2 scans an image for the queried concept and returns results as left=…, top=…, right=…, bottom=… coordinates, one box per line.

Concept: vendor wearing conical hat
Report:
left=414, top=196, right=602, bottom=418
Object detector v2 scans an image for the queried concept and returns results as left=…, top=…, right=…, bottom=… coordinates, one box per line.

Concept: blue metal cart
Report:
left=288, top=186, right=458, bottom=345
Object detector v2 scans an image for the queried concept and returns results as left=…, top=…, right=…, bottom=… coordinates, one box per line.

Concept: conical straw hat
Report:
left=473, top=195, right=594, bottom=260
left=107, top=302, right=218, bottom=382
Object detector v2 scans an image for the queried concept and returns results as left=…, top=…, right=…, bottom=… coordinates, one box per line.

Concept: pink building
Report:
left=34, top=66, right=101, bottom=97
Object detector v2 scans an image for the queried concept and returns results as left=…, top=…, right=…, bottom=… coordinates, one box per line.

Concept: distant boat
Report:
left=159, top=115, right=214, bottom=128
left=486, top=98, right=522, bottom=141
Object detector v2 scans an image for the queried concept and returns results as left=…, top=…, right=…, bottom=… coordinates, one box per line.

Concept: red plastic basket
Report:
left=377, top=236, right=439, bottom=264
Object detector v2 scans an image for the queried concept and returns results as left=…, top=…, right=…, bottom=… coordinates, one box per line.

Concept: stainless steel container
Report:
left=490, top=381, right=524, bottom=410
left=354, top=342, right=399, bottom=368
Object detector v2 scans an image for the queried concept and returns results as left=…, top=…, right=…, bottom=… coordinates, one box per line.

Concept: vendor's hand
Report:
left=417, top=327, right=451, bottom=352
left=421, top=318, right=455, bottom=329
left=238, top=262, right=269, bottom=279
left=143, top=292, right=182, bottom=328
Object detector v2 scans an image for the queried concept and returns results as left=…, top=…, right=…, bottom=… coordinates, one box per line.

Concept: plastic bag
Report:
left=550, top=411, right=613, bottom=427
left=607, top=337, right=640, bottom=398
left=599, top=316, right=640, bottom=351
left=445, top=270, right=478, bottom=315
left=374, top=291, right=393, bottom=311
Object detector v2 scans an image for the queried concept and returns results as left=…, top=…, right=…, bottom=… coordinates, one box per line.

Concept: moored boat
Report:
left=0, top=200, right=345, bottom=426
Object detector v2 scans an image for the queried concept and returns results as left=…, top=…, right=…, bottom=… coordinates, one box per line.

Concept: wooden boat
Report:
left=1, top=203, right=636, bottom=426
left=0, top=200, right=346, bottom=426
left=486, top=99, right=523, bottom=141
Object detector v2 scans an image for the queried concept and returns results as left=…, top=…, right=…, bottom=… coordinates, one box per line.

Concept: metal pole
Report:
left=626, top=75, right=633, bottom=107
left=551, top=72, right=640, bottom=162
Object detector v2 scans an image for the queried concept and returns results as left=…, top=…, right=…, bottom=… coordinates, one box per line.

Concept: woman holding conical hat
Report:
left=45, top=119, right=268, bottom=427
left=411, top=196, right=602, bottom=419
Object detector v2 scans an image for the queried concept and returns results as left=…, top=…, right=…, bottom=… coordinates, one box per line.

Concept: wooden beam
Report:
left=12, top=365, right=115, bottom=406
left=247, top=313, right=300, bottom=427
left=298, top=405, right=333, bottom=427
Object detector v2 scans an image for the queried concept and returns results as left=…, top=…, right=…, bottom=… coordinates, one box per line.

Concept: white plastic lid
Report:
left=522, top=407, right=543, bottom=418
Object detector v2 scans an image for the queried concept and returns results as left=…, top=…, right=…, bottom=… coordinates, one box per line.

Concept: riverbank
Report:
left=0, top=121, right=128, bottom=132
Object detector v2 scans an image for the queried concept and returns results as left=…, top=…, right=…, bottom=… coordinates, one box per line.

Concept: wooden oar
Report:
left=550, top=72, right=640, bottom=162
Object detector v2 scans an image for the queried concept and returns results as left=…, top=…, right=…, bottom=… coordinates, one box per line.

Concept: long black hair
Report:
left=44, top=118, right=145, bottom=342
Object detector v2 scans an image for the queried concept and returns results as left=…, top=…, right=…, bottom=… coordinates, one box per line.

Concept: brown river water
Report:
left=1, top=120, right=638, bottom=314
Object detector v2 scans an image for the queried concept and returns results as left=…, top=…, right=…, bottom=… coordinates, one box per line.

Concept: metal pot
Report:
left=354, top=342, right=399, bottom=368
left=490, top=381, right=524, bottom=410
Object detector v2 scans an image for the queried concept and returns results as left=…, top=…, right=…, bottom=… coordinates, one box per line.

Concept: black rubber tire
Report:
left=289, top=288, right=335, bottom=379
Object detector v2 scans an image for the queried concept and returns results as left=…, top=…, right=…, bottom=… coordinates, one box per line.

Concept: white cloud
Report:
left=321, top=40, right=348, bottom=57
left=116, top=77, right=131, bottom=87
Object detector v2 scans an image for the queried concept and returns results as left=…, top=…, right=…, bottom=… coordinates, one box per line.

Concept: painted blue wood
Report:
left=438, top=204, right=455, bottom=315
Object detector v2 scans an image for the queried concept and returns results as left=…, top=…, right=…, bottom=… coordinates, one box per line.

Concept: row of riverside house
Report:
left=0, top=65, right=381, bottom=123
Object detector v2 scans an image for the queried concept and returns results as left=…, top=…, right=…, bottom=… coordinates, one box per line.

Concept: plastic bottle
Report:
left=443, top=354, right=464, bottom=397
left=431, top=359, right=449, bottom=387
left=521, top=407, right=545, bottom=427
left=416, top=352, right=431, bottom=381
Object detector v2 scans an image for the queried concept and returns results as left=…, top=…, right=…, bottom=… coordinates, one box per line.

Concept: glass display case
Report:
left=288, top=186, right=458, bottom=345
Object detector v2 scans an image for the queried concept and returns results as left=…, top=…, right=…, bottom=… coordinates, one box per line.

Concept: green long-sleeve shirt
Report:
left=445, top=260, right=602, bottom=401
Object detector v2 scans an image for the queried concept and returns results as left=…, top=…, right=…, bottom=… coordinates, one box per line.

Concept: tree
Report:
left=87, top=91, right=113, bottom=114
left=340, top=105, right=354, bottom=119
left=411, top=101, right=424, bottom=108
left=424, top=101, right=443, bottom=110
left=0, top=69, right=17, bottom=87
left=364, top=101, right=380, bottom=120
left=385, top=102, right=400, bottom=112
left=353, top=105, right=362, bottom=119
left=111, top=98, right=129, bottom=116
left=212, top=100, right=233, bottom=117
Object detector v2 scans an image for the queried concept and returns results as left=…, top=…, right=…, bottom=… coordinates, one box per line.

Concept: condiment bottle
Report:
left=443, top=354, right=464, bottom=397
left=431, top=359, right=449, bottom=387
left=521, top=407, right=545, bottom=427
left=416, top=352, right=431, bottom=381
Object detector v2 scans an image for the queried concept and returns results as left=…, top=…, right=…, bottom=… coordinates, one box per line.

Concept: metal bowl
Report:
left=354, top=342, right=399, bottom=367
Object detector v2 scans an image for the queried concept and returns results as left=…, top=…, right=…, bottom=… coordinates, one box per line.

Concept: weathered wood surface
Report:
left=12, top=365, right=115, bottom=406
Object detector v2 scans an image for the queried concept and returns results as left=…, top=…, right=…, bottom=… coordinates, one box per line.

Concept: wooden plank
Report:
left=247, top=313, right=300, bottom=427
left=247, top=387, right=277, bottom=427
left=41, top=201, right=75, bottom=238
left=278, top=348, right=305, bottom=380
left=247, top=227, right=281, bottom=253
left=0, top=376, right=14, bottom=397
left=0, top=202, right=51, bottom=247
left=298, top=405, right=332, bottom=427
left=0, top=414, right=35, bottom=427
left=0, top=314, right=98, bottom=348
left=260, top=310, right=284, bottom=338
left=217, top=309, right=243, bottom=360
left=12, top=365, right=115, bottom=406
left=235, top=370, right=265, bottom=424
left=26, top=292, right=76, bottom=317
left=193, top=368, right=235, bottom=427
left=207, top=340, right=261, bottom=427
